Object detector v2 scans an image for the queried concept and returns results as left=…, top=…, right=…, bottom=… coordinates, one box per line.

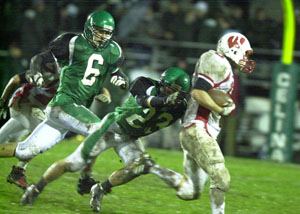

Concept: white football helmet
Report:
left=217, top=32, right=256, bottom=73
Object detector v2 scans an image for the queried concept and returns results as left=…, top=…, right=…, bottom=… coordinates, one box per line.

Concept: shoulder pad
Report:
left=107, top=40, right=123, bottom=65
left=109, top=40, right=122, bottom=57
left=197, top=50, right=231, bottom=84
left=49, top=32, right=78, bottom=47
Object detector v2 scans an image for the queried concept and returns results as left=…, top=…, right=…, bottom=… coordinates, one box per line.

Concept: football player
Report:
left=0, top=55, right=60, bottom=188
left=0, top=46, right=65, bottom=143
left=20, top=67, right=191, bottom=210
left=168, top=32, right=255, bottom=214
left=0, top=69, right=111, bottom=189
left=0, top=10, right=128, bottom=190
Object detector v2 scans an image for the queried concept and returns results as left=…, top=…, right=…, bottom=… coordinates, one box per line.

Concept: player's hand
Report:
left=26, top=71, right=44, bottom=87
left=110, top=75, right=128, bottom=89
left=163, top=92, right=182, bottom=106
left=221, top=103, right=236, bottom=116
left=31, top=107, right=46, bottom=121
left=0, top=98, right=8, bottom=119
left=94, top=94, right=112, bottom=104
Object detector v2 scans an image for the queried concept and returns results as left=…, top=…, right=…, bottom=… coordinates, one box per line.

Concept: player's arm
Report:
left=0, top=72, right=26, bottom=101
left=192, top=77, right=234, bottom=116
left=49, top=32, right=77, bottom=64
left=109, top=48, right=129, bottom=89
left=28, top=51, right=54, bottom=86
left=0, top=72, right=27, bottom=118
left=130, top=77, right=180, bottom=108
left=28, top=33, right=77, bottom=87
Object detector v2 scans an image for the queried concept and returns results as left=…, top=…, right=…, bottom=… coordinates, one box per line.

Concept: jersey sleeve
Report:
left=30, top=51, right=55, bottom=74
left=108, top=41, right=124, bottom=74
left=49, top=32, right=78, bottom=63
left=29, top=51, right=60, bottom=87
left=130, top=77, right=168, bottom=108
left=194, top=50, right=231, bottom=89
left=130, top=77, right=155, bottom=96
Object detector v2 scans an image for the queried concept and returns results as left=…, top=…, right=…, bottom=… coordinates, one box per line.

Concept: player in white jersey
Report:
left=174, top=32, right=255, bottom=214
left=0, top=72, right=51, bottom=144
left=0, top=54, right=60, bottom=188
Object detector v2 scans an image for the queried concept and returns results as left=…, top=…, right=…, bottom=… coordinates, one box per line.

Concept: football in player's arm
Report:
left=0, top=10, right=128, bottom=190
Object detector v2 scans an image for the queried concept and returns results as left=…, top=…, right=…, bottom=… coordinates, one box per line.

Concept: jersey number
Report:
left=81, top=54, right=103, bottom=86
left=126, top=109, right=174, bottom=134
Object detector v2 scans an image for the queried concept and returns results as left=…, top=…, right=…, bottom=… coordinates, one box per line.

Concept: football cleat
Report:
left=90, top=184, right=104, bottom=212
left=77, top=176, right=98, bottom=195
left=7, top=166, right=29, bottom=189
left=21, top=184, right=40, bottom=205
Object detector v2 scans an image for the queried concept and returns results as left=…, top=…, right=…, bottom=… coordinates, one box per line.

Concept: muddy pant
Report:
left=177, top=123, right=230, bottom=202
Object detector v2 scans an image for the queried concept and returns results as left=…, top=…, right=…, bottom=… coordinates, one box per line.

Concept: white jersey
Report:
left=182, top=50, right=234, bottom=139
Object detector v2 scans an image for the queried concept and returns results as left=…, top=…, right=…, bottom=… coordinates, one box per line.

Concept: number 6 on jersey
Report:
left=81, top=54, right=103, bottom=86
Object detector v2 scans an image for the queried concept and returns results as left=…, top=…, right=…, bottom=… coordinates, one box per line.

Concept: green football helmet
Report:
left=84, top=10, right=115, bottom=48
left=160, top=67, right=190, bottom=94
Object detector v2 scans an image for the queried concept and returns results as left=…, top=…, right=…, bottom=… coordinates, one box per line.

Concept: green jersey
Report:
left=48, top=33, right=122, bottom=107
left=115, top=77, right=186, bottom=137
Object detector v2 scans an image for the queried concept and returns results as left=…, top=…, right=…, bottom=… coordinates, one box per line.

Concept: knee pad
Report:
left=65, top=159, right=86, bottom=172
left=210, top=163, right=231, bottom=192
left=65, top=152, right=87, bottom=172
left=15, top=143, right=40, bottom=160
left=176, top=177, right=199, bottom=200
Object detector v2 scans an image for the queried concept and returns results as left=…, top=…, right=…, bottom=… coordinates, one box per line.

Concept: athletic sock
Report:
left=36, top=177, right=48, bottom=192
left=101, top=179, right=113, bottom=193
left=16, top=161, right=28, bottom=169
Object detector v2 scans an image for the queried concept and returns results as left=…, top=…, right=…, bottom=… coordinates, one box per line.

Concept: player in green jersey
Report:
left=20, top=68, right=194, bottom=210
left=0, top=10, right=128, bottom=190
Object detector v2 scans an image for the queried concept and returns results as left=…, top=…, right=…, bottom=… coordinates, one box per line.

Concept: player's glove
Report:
left=94, top=94, right=112, bottom=104
left=0, top=98, right=8, bottom=119
left=110, top=75, right=128, bottom=89
left=26, top=71, right=44, bottom=87
left=31, top=107, right=46, bottom=121
left=163, top=92, right=183, bottom=106
left=221, top=103, right=236, bottom=116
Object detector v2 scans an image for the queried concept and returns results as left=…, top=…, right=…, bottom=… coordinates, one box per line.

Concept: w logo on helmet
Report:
left=228, top=36, right=245, bottom=48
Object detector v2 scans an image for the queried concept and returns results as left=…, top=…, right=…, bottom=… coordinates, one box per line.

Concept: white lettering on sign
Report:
left=270, top=72, right=291, bottom=162
left=271, top=133, right=286, bottom=148
left=276, top=72, right=290, bottom=87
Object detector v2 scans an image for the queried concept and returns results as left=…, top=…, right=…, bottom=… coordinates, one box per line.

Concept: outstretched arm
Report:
left=1, top=73, right=25, bottom=101
left=0, top=73, right=26, bottom=119
left=130, top=77, right=186, bottom=108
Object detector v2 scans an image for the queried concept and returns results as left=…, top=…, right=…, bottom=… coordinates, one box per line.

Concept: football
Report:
left=208, top=89, right=233, bottom=107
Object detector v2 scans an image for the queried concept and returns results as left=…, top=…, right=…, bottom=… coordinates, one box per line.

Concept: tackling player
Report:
left=0, top=10, right=128, bottom=190
left=20, top=67, right=191, bottom=211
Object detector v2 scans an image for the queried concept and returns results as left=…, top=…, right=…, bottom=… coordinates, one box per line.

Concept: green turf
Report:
left=0, top=138, right=299, bottom=214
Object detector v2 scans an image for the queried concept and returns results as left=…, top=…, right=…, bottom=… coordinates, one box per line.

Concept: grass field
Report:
left=0, top=137, right=299, bottom=214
